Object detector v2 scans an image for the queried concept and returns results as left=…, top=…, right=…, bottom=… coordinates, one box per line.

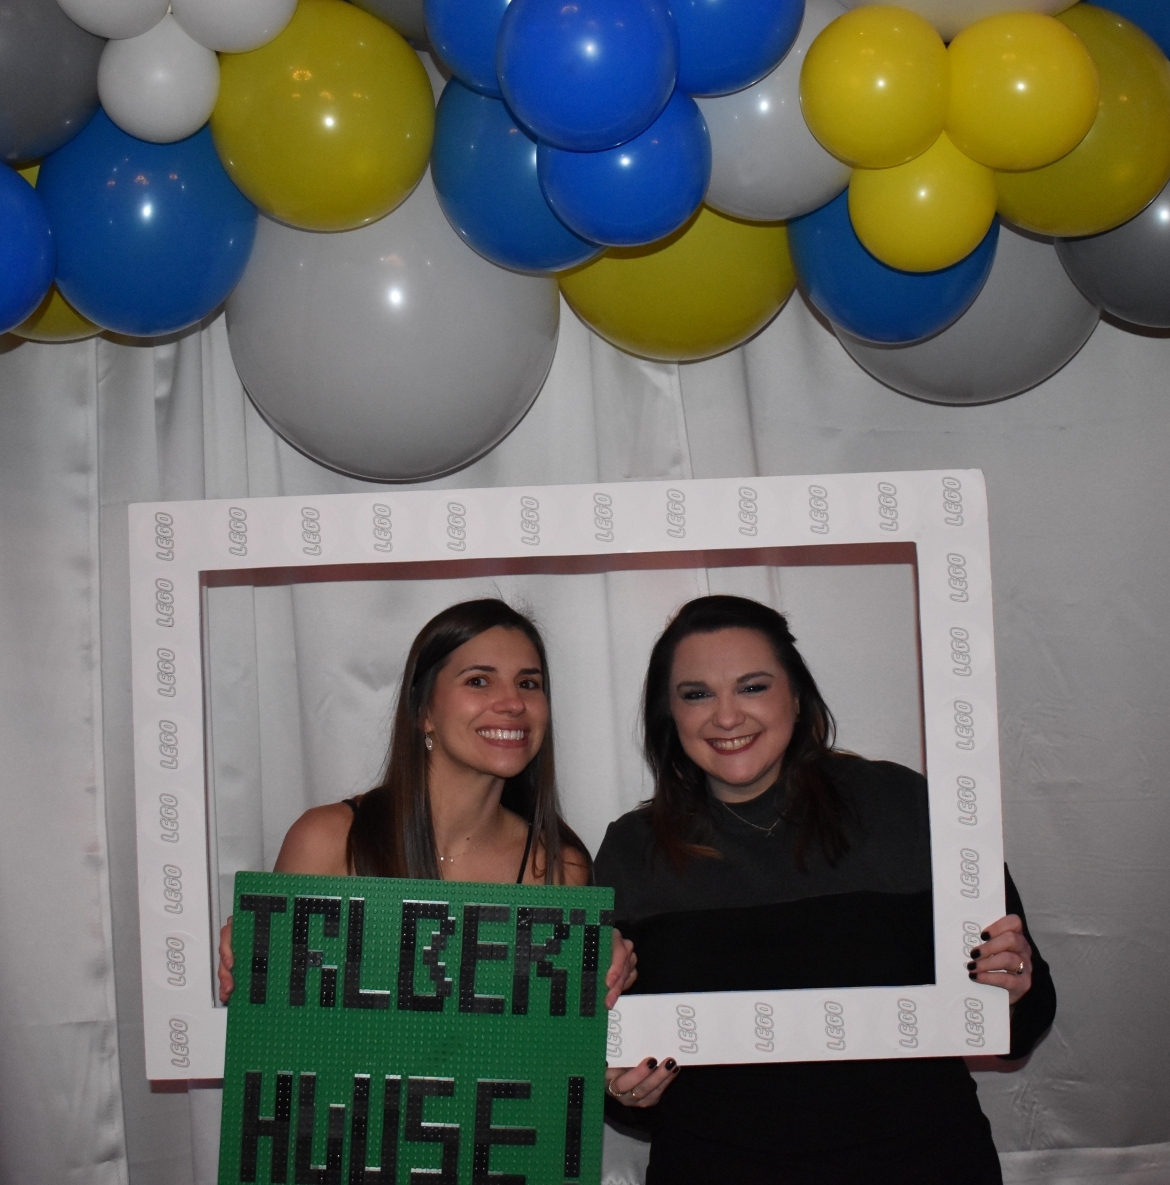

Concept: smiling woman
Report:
left=595, top=595, right=1056, bottom=1184
left=216, top=598, right=637, bottom=1006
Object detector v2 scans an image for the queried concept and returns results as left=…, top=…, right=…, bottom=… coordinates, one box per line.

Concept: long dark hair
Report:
left=644, top=595, right=850, bottom=871
left=348, top=598, right=589, bottom=882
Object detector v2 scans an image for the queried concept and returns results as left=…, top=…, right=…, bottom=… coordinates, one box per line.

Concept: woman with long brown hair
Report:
left=218, top=597, right=636, bottom=1004
left=597, top=594, right=1055, bottom=1183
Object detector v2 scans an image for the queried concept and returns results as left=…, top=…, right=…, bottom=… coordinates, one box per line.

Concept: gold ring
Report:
left=606, top=1078, right=624, bottom=1099
left=1015, top=960, right=1026, bottom=976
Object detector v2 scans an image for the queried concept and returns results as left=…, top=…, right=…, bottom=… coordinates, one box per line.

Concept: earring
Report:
left=424, top=733, right=434, bottom=752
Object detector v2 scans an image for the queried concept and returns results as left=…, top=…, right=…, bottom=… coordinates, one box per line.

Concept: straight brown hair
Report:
left=643, top=595, right=850, bottom=872
left=347, top=598, right=589, bottom=882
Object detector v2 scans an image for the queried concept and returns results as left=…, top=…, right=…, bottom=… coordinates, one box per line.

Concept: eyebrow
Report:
left=675, top=670, right=775, bottom=689
left=456, top=664, right=544, bottom=677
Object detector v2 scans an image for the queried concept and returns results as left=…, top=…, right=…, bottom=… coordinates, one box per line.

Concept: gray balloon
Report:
left=0, top=0, right=105, bottom=163
left=350, top=0, right=427, bottom=46
left=696, top=0, right=850, bottom=223
left=1055, top=180, right=1170, bottom=329
left=226, top=172, right=560, bottom=482
left=839, top=223, right=1100, bottom=406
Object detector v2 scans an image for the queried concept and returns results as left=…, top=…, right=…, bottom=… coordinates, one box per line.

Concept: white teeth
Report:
left=709, top=735, right=756, bottom=752
left=478, top=728, right=526, bottom=741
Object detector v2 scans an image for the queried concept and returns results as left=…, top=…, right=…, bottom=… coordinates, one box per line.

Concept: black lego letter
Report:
left=290, top=897, right=342, bottom=1008
left=473, top=1081, right=536, bottom=1185
left=512, top=908, right=571, bottom=1016
left=344, top=898, right=390, bottom=1010
left=459, top=905, right=510, bottom=1015
left=239, top=894, right=288, bottom=1005
left=348, top=1074, right=401, bottom=1185
left=405, top=1078, right=459, bottom=1185
left=563, top=1078, right=585, bottom=1179
left=397, top=901, right=456, bottom=1012
left=295, top=1073, right=345, bottom=1185
left=241, top=1070, right=292, bottom=1183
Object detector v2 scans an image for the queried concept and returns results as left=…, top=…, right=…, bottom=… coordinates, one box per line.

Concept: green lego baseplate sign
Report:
left=219, top=872, right=615, bottom=1185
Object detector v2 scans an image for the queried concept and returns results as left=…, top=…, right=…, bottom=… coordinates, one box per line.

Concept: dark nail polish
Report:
left=980, top=931, right=990, bottom=941
left=645, top=1058, right=657, bottom=1070
left=969, top=948, right=981, bottom=959
left=968, top=972, right=977, bottom=980
left=664, top=1058, right=677, bottom=1072
left=966, top=961, right=977, bottom=971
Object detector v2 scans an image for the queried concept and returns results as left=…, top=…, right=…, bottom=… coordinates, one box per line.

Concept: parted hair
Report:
left=347, top=598, right=588, bottom=882
left=643, top=595, right=850, bottom=871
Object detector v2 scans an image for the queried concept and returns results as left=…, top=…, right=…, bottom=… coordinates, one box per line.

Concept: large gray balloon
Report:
left=839, top=223, right=1100, bottom=405
left=350, top=0, right=426, bottom=46
left=1055, top=179, right=1170, bottom=329
left=226, top=172, right=560, bottom=482
left=0, top=0, right=105, bottom=162
left=696, top=0, right=850, bottom=223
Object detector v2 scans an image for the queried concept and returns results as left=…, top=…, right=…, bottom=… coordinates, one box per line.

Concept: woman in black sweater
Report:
left=595, top=595, right=1055, bottom=1184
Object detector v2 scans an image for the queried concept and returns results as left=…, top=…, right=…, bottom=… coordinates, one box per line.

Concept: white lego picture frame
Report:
left=129, top=471, right=1007, bottom=1079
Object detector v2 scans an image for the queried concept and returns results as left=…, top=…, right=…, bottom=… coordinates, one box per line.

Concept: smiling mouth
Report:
left=706, top=734, right=759, bottom=753
left=477, top=727, right=528, bottom=744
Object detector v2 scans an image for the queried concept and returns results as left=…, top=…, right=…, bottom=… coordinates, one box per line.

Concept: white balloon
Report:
left=697, top=0, right=850, bottom=223
left=56, top=0, right=168, bottom=41
left=226, top=172, right=561, bottom=482
left=171, top=0, right=296, bottom=53
left=838, top=223, right=1100, bottom=405
left=98, top=15, right=219, bottom=143
left=839, top=0, right=1077, bottom=42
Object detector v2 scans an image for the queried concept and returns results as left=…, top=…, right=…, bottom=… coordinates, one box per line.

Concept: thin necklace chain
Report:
left=437, top=810, right=503, bottom=865
left=718, top=795, right=785, bottom=838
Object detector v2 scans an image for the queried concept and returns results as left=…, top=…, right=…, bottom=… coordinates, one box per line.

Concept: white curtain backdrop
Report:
left=1, top=289, right=1168, bottom=1185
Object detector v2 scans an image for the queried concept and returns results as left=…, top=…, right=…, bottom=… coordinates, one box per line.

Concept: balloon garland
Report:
left=3, top=0, right=1170, bottom=475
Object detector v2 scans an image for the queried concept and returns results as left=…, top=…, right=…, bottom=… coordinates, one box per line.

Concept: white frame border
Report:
left=129, top=471, right=1008, bottom=1079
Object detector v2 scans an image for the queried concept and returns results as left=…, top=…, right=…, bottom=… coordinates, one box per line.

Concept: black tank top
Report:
left=343, top=797, right=533, bottom=884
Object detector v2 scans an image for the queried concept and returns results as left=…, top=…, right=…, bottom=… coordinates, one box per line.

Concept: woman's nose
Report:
left=712, top=694, right=744, bottom=728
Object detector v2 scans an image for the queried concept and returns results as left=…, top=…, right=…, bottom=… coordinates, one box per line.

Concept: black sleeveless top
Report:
left=343, top=797, right=534, bottom=884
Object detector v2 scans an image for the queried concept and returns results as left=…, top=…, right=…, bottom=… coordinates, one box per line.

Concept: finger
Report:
left=625, top=1061, right=682, bottom=1104
left=605, top=936, right=633, bottom=987
left=608, top=1058, right=659, bottom=1097
left=969, top=951, right=1029, bottom=977
left=979, top=915, right=1023, bottom=942
left=970, top=968, right=1031, bottom=998
left=968, top=931, right=1028, bottom=961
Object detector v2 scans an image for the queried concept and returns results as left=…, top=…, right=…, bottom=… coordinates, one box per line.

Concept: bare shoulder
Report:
left=274, top=802, right=353, bottom=875
left=560, top=845, right=591, bottom=887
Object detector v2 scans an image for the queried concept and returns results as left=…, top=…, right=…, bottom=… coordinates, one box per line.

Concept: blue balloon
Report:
left=788, top=190, right=999, bottom=344
left=537, top=91, right=710, bottom=247
left=1100, top=0, right=1170, bottom=56
left=37, top=111, right=257, bottom=338
left=0, top=165, right=54, bottom=334
left=425, top=0, right=509, bottom=97
left=432, top=80, right=601, bottom=273
left=674, top=0, right=804, bottom=97
left=497, top=0, right=678, bottom=151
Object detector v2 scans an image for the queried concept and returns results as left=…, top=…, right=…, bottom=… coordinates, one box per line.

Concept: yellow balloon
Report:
left=849, top=131, right=996, bottom=272
left=559, top=207, right=795, bottom=363
left=11, top=165, right=100, bottom=342
left=800, top=5, right=949, bottom=169
left=12, top=286, right=100, bottom=343
left=211, top=0, right=434, bottom=232
left=948, top=12, right=1099, bottom=172
left=996, top=5, right=1170, bottom=237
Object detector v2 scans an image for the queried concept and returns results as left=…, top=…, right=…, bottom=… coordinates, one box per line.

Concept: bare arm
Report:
left=218, top=803, right=354, bottom=1002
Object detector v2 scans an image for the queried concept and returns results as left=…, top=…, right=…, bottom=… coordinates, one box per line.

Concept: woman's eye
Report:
left=467, top=676, right=488, bottom=688
left=741, top=683, right=770, bottom=695
left=681, top=689, right=711, bottom=701
left=519, top=678, right=543, bottom=691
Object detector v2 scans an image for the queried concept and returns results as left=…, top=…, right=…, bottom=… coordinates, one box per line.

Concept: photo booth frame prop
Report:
left=129, top=471, right=1008, bottom=1078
